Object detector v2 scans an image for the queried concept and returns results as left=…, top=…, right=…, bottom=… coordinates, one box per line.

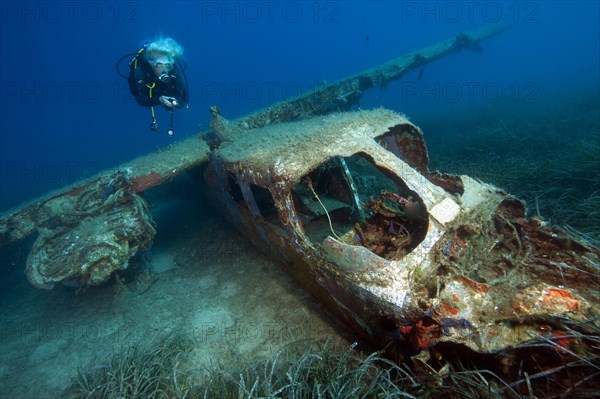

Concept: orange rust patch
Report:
left=130, top=173, right=164, bottom=193
left=452, top=293, right=459, bottom=302
left=441, top=301, right=459, bottom=315
left=458, top=276, right=490, bottom=294
left=545, top=288, right=580, bottom=312
left=65, top=186, right=83, bottom=196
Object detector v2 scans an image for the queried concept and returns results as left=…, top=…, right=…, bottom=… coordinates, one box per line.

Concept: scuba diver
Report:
left=118, top=36, right=189, bottom=135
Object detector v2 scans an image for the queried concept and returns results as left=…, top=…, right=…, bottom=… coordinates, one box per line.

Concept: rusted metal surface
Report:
left=204, top=109, right=599, bottom=360
left=0, top=138, right=210, bottom=244
left=26, top=172, right=156, bottom=289
left=0, top=138, right=210, bottom=288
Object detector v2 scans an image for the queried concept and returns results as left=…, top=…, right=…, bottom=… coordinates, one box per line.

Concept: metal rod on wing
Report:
left=232, top=23, right=511, bottom=132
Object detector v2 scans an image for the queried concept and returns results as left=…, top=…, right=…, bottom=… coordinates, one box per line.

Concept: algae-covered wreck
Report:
left=1, top=24, right=598, bottom=382
left=205, top=108, right=599, bottom=358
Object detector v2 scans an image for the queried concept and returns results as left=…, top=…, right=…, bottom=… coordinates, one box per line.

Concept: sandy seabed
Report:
left=0, top=177, right=350, bottom=398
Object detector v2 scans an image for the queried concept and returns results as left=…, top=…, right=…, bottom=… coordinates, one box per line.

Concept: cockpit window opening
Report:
left=227, top=172, right=282, bottom=227
left=292, top=153, right=429, bottom=260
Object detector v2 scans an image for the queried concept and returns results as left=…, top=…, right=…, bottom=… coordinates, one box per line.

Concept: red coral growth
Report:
left=129, top=173, right=165, bottom=193
left=400, top=319, right=442, bottom=349
left=408, top=319, right=441, bottom=349
left=441, top=301, right=459, bottom=315
left=457, top=276, right=490, bottom=294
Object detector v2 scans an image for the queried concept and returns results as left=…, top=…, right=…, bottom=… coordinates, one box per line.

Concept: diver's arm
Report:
left=172, top=72, right=188, bottom=109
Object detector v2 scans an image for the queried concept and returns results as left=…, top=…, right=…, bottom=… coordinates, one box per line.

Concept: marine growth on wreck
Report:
left=0, top=23, right=598, bottom=397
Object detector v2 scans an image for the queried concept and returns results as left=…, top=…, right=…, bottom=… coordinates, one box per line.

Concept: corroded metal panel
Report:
left=205, top=109, right=599, bottom=359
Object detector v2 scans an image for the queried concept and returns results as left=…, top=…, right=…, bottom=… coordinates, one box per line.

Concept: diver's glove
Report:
left=160, top=96, right=178, bottom=108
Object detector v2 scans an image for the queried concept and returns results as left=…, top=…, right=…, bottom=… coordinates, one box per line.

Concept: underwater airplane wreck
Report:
left=1, top=24, right=598, bottom=381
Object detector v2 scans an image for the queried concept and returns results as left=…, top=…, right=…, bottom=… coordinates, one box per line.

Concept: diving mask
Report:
left=150, top=59, right=174, bottom=72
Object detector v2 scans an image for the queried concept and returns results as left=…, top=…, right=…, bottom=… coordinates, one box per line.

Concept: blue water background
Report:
left=1, top=1, right=598, bottom=212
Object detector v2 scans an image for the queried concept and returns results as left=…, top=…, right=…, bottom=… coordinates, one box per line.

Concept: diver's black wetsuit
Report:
left=128, top=56, right=188, bottom=108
